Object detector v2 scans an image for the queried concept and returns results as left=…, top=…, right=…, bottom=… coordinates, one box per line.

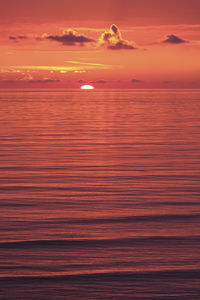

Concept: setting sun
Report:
left=80, top=85, right=94, bottom=90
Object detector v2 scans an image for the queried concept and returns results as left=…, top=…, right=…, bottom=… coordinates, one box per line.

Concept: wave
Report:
left=0, top=236, right=199, bottom=249
left=4, top=213, right=199, bottom=226
left=1, top=269, right=200, bottom=282
left=1, top=214, right=199, bottom=230
left=56, top=213, right=200, bottom=225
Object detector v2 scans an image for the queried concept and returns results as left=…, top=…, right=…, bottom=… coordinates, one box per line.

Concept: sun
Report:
left=80, top=84, right=94, bottom=90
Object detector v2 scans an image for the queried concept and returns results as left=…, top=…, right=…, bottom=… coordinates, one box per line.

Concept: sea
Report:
left=0, top=89, right=200, bottom=299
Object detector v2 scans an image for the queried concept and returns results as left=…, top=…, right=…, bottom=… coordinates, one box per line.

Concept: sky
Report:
left=0, top=0, right=200, bottom=88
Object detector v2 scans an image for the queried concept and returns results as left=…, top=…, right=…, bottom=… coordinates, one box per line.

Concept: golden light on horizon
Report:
left=80, top=85, right=94, bottom=90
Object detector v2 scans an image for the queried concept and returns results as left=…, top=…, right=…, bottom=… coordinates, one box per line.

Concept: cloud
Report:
left=93, top=80, right=106, bottom=84
left=162, top=80, right=174, bottom=84
left=9, top=35, right=28, bottom=41
left=46, top=29, right=95, bottom=46
left=0, top=80, right=17, bottom=83
left=78, top=80, right=107, bottom=84
left=18, top=35, right=28, bottom=40
left=108, top=41, right=135, bottom=50
left=28, top=79, right=60, bottom=83
left=163, top=34, right=187, bottom=44
left=66, top=61, right=110, bottom=68
left=99, top=24, right=136, bottom=50
left=131, top=79, right=142, bottom=83
left=0, top=79, right=60, bottom=84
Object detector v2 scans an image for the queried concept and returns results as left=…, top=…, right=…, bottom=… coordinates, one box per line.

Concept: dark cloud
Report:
left=99, top=24, right=136, bottom=50
left=111, top=24, right=119, bottom=35
left=46, top=30, right=95, bottom=46
left=78, top=80, right=86, bottom=83
left=0, top=79, right=60, bottom=84
left=18, top=35, right=28, bottom=39
left=163, top=34, right=187, bottom=44
left=0, top=80, right=16, bottom=83
left=9, top=36, right=16, bottom=40
left=93, top=80, right=106, bottom=84
left=28, top=79, right=60, bottom=84
left=9, top=35, right=28, bottom=41
left=108, top=41, right=135, bottom=50
left=131, top=79, right=142, bottom=83
left=162, top=80, right=174, bottom=84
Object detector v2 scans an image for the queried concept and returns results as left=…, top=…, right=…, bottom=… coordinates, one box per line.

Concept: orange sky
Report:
left=0, top=0, right=200, bottom=88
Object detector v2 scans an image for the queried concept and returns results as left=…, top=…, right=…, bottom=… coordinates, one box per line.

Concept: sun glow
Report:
left=80, top=85, right=94, bottom=90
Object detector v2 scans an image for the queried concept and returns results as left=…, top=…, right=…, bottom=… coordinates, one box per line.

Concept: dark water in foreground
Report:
left=0, top=89, right=200, bottom=299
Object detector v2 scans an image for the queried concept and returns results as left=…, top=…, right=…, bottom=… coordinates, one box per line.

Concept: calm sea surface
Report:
left=0, top=89, right=200, bottom=299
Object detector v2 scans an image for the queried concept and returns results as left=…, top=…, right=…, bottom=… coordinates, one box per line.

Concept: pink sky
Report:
left=0, top=0, right=200, bottom=88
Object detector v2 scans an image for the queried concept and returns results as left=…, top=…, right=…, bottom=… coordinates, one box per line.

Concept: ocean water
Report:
left=0, top=89, right=200, bottom=299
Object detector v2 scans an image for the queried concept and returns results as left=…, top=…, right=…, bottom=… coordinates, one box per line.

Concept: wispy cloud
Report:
left=12, top=65, right=82, bottom=72
left=65, top=60, right=112, bottom=69
left=6, top=61, right=112, bottom=75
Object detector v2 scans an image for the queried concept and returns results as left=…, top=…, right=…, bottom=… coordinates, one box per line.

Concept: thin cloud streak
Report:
left=8, top=62, right=113, bottom=73
left=65, top=60, right=112, bottom=69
